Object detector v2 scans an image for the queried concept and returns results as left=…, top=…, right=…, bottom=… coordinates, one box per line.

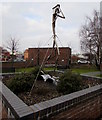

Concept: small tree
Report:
left=6, top=37, right=19, bottom=68
left=57, top=70, right=83, bottom=95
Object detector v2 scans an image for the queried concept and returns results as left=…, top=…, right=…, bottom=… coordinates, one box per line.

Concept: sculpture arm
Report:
left=57, top=14, right=65, bottom=19
left=57, top=8, right=65, bottom=19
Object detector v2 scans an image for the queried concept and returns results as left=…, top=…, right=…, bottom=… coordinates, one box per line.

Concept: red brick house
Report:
left=71, top=55, right=79, bottom=64
left=0, top=47, right=10, bottom=61
left=24, top=47, right=71, bottom=67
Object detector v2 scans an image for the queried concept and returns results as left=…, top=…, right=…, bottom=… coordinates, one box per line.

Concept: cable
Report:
left=56, top=35, right=63, bottom=47
left=23, top=36, right=54, bottom=71
left=29, top=47, right=50, bottom=95
left=41, top=36, right=53, bottom=47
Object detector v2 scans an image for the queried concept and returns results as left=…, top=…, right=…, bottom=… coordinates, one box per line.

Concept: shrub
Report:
left=30, top=66, right=44, bottom=78
left=7, top=73, right=35, bottom=94
left=57, top=70, right=83, bottom=95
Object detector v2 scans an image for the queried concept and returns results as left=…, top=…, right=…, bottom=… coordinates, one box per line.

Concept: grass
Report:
left=16, top=65, right=99, bottom=74
left=15, top=67, right=35, bottom=73
left=71, top=68, right=99, bottom=74
left=16, top=67, right=56, bottom=73
left=44, top=67, right=56, bottom=71
left=96, top=74, right=102, bottom=78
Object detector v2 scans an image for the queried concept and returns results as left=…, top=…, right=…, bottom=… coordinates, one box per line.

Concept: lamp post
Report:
left=32, top=58, right=34, bottom=67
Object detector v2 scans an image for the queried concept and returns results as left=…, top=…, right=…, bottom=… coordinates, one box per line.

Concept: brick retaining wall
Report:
left=30, top=85, right=102, bottom=120
left=0, top=81, right=34, bottom=119
left=0, top=75, right=102, bottom=119
left=51, top=94, right=102, bottom=120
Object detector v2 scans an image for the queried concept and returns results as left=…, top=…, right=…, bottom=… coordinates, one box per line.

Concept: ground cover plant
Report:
left=57, top=70, right=83, bottom=94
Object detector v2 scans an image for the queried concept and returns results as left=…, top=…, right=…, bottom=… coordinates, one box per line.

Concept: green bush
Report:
left=57, top=70, right=83, bottom=95
left=7, top=67, right=45, bottom=95
left=7, top=73, right=35, bottom=94
left=30, top=66, right=44, bottom=77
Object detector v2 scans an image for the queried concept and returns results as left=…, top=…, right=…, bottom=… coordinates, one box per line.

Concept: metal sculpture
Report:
left=47, top=4, right=65, bottom=68
left=29, top=4, right=65, bottom=95
left=52, top=4, right=65, bottom=54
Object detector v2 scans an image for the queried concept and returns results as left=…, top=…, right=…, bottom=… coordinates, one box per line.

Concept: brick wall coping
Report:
left=30, top=83, right=102, bottom=119
left=0, top=81, right=34, bottom=119
left=31, top=84, right=102, bottom=109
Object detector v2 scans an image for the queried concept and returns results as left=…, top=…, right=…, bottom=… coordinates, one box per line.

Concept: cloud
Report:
left=2, top=2, right=100, bottom=54
left=25, top=17, right=50, bottom=36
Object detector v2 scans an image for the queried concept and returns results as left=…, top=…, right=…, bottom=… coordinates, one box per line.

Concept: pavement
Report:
left=81, top=71, right=101, bottom=77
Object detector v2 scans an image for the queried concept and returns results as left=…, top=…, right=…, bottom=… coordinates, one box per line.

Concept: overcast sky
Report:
left=1, top=2, right=100, bottom=54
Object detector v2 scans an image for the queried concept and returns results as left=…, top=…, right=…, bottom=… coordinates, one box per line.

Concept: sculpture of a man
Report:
left=52, top=4, right=65, bottom=55
left=52, top=4, right=65, bottom=36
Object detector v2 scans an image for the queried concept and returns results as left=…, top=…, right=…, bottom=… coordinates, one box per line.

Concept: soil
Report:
left=2, top=71, right=63, bottom=106
left=18, top=81, right=62, bottom=105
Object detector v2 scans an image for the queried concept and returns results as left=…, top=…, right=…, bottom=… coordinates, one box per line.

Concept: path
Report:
left=81, top=71, right=101, bottom=77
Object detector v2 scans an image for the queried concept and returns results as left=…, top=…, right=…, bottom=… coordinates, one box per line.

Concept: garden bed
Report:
left=18, top=81, right=62, bottom=105
left=2, top=69, right=63, bottom=105
left=3, top=76, right=62, bottom=105
left=2, top=69, right=86, bottom=106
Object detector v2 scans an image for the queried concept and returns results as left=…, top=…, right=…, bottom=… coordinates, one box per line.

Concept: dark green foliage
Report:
left=7, top=73, right=35, bottom=94
left=7, top=67, right=45, bottom=95
left=57, top=70, right=83, bottom=95
left=30, top=66, right=39, bottom=75
left=30, top=66, right=44, bottom=77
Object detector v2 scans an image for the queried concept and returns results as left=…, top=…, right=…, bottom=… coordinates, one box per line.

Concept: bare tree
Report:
left=79, top=10, right=102, bottom=68
left=6, top=37, right=19, bottom=68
